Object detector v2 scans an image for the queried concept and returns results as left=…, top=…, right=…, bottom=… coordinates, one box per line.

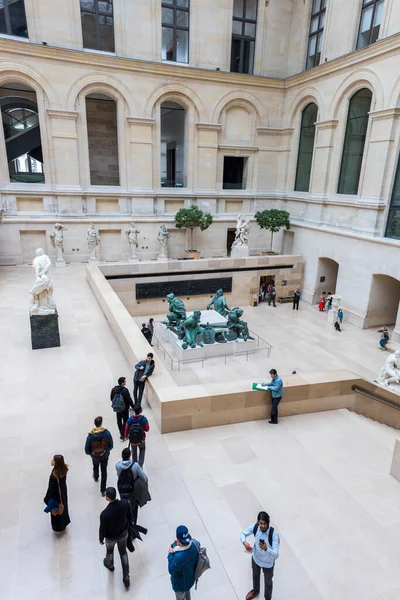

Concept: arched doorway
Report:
left=0, top=82, right=44, bottom=182
left=313, top=257, right=339, bottom=303
left=365, top=274, right=400, bottom=329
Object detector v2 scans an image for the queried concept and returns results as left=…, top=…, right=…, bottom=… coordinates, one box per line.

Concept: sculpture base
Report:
left=157, top=255, right=168, bottom=262
left=327, top=309, right=336, bottom=325
left=129, top=257, right=139, bottom=263
left=231, top=246, right=249, bottom=258
left=55, top=260, right=66, bottom=268
left=30, top=312, right=60, bottom=350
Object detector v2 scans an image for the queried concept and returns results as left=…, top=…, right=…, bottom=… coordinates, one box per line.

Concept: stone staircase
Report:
left=339, top=408, right=400, bottom=451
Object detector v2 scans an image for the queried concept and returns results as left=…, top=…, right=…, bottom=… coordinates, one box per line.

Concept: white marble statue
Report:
left=157, top=224, right=170, bottom=260
left=125, top=221, right=140, bottom=261
left=50, top=223, right=67, bottom=266
left=375, top=350, right=400, bottom=395
left=29, top=248, right=57, bottom=315
left=232, top=214, right=251, bottom=248
left=87, top=222, right=100, bottom=262
left=0, top=207, right=4, bottom=223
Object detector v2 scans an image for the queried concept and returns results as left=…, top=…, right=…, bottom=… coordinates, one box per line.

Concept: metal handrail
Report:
left=352, top=384, right=400, bottom=411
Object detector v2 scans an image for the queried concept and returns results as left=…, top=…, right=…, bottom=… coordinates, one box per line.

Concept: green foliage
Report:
left=174, top=205, right=213, bottom=251
left=255, top=209, right=291, bottom=252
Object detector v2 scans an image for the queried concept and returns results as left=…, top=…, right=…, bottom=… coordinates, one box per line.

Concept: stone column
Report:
left=195, top=124, right=221, bottom=191
left=310, top=120, right=339, bottom=196
left=47, top=110, right=80, bottom=186
left=359, top=108, right=400, bottom=202
left=127, top=117, right=155, bottom=190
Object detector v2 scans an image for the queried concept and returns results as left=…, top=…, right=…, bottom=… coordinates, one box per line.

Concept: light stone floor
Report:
left=2, top=264, right=400, bottom=600
left=135, top=299, right=389, bottom=386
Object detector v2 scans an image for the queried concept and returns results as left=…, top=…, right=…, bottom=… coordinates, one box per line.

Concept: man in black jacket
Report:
left=111, top=377, right=134, bottom=441
left=100, top=487, right=132, bottom=590
left=133, top=353, right=155, bottom=407
left=84, top=416, right=114, bottom=497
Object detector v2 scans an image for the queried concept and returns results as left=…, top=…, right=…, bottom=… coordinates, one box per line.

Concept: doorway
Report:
left=313, top=258, right=339, bottom=303
left=365, top=274, right=400, bottom=328
left=226, top=228, right=236, bottom=255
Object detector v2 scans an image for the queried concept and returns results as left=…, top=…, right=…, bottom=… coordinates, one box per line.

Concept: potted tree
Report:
left=255, top=209, right=291, bottom=255
left=174, top=205, right=213, bottom=259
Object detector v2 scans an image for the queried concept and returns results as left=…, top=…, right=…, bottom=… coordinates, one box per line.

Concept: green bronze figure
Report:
left=207, top=288, right=230, bottom=316
left=163, top=293, right=187, bottom=327
left=220, top=306, right=253, bottom=341
left=203, top=322, right=216, bottom=345
left=181, top=310, right=205, bottom=349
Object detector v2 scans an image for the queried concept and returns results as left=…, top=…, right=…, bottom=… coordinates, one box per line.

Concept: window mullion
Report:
left=4, top=0, right=12, bottom=35
left=369, top=2, right=377, bottom=45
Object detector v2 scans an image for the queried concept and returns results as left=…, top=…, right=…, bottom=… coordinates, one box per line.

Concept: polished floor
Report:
left=1, top=264, right=400, bottom=600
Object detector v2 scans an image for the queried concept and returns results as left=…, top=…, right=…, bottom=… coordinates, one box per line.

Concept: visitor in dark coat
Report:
left=44, top=454, right=71, bottom=532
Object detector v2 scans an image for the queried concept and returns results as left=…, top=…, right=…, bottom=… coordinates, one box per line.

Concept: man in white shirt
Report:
left=240, top=511, right=280, bottom=600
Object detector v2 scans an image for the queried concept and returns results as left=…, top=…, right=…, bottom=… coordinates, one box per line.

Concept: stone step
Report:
left=339, top=408, right=400, bottom=451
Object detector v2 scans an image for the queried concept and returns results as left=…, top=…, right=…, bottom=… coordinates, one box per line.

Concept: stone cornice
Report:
left=196, top=123, right=222, bottom=132
left=127, top=117, right=155, bottom=126
left=218, top=144, right=258, bottom=152
left=368, top=108, right=400, bottom=121
left=47, top=109, right=79, bottom=120
left=314, top=119, right=339, bottom=129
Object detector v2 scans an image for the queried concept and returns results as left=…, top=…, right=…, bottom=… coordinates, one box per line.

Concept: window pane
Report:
left=312, top=0, right=321, bottom=13
left=233, top=0, right=244, bottom=18
left=80, top=0, right=95, bottom=9
left=98, top=0, right=113, bottom=12
left=319, top=11, right=325, bottom=28
left=176, top=27, right=188, bottom=62
left=177, top=0, right=189, bottom=6
left=242, top=38, right=255, bottom=74
left=162, top=25, right=174, bottom=60
left=176, top=9, right=188, bottom=27
left=0, top=2, right=7, bottom=35
left=310, top=16, right=319, bottom=33
left=360, top=4, right=373, bottom=32
left=230, top=37, right=241, bottom=72
left=245, top=0, right=257, bottom=20
left=295, top=103, right=318, bottom=192
left=99, top=14, right=114, bottom=52
left=338, top=89, right=372, bottom=195
left=232, top=20, right=242, bottom=35
left=81, top=11, right=97, bottom=49
left=320, top=0, right=326, bottom=9
left=244, top=22, right=256, bottom=38
left=7, top=0, right=28, bottom=37
left=371, top=0, right=384, bottom=43
left=307, top=35, right=317, bottom=69
left=162, top=7, right=174, bottom=24
left=223, top=156, right=245, bottom=189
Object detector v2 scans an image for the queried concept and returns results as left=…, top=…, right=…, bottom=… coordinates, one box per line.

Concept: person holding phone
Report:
left=240, top=511, right=280, bottom=600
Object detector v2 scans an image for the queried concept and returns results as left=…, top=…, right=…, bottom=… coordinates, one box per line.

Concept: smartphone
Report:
left=259, top=538, right=267, bottom=546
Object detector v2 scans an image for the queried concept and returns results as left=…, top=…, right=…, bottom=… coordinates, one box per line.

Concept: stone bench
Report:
left=278, top=296, right=294, bottom=304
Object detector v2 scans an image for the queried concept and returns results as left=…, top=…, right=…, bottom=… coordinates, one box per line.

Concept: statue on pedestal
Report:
left=87, top=222, right=100, bottom=262
left=50, top=223, right=67, bottom=265
left=375, top=351, right=400, bottom=394
left=232, top=214, right=250, bottom=249
left=29, top=248, right=57, bottom=315
left=207, top=288, right=230, bottom=316
left=181, top=310, right=205, bottom=349
left=163, top=293, right=187, bottom=326
left=157, top=224, right=170, bottom=260
left=125, top=221, right=140, bottom=261
left=221, top=307, right=253, bottom=341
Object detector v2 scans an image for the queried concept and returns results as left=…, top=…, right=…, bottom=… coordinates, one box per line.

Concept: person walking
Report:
left=110, top=377, right=134, bottom=441
left=146, top=318, right=155, bottom=345
left=44, top=454, right=71, bottom=532
left=378, top=326, right=390, bottom=350
left=85, top=416, right=114, bottom=497
left=293, top=288, right=301, bottom=310
left=168, top=525, right=199, bottom=600
left=268, top=286, right=277, bottom=307
left=99, top=487, right=132, bottom=590
left=326, top=292, right=333, bottom=311
left=337, top=308, right=343, bottom=324
left=141, top=322, right=152, bottom=344
left=241, top=511, right=280, bottom=600
left=133, top=353, right=155, bottom=407
left=124, top=405, right=150, bottom=467
left=262, top=369, right=284, bottom=424
left=116, top=447, right=149, bottom=525
left=318, top=291, right=326, bottom=312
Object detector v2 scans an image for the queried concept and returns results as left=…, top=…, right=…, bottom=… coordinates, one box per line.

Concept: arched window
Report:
left=85, top=93, right=119, bottom=185
left=160, top=101, right=186, bottom=187
left=337, top=88, right=372, bottom=195
left=385, top=155, right=400, bottom=240
left=294, top=103, right=318, bottom=192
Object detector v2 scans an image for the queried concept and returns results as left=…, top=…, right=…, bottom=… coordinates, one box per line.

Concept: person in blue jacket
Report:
left=168, top=525, right=198, bottom=600
left=85, top=416, right=114, bottom=496
left=262, top=369, right=284, bottom=425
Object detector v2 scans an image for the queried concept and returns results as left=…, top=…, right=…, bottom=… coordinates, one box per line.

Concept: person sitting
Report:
left=378, top=326, right=390, bottom=350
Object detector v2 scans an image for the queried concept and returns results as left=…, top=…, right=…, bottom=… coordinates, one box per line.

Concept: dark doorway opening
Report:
left=223, top=156, right=246, bottom=189
left=227, top=228, right=236, bottom=256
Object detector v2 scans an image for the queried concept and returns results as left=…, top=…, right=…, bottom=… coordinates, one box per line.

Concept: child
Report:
left=337, top=308, right=343, bottom=324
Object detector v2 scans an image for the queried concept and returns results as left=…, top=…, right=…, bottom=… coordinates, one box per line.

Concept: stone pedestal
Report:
left=231, top=246, right=249, bottom=258
left=89, top=247, right=98, bottom=262
left=157, top=254, right=168, bottom=262
left=129, top=247, right=138, bottom=262
left=30, top=312, right=61, bottom=350
left=327, top=309, right=336, bottom=325
left=55, top=246, right=65, bottom=267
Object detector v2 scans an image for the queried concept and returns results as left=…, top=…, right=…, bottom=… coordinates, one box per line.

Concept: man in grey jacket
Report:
left=116, top=447, right=148, bottom=524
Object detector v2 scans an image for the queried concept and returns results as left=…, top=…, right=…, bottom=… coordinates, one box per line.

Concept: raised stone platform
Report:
left=157, top=309, right=257, bottom=361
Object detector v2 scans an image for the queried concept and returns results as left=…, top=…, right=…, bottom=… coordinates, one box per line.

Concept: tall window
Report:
left=230, top=0, right=257, bottom=75
left=160, top=102, right=186, bottom=187
left=357, top=0, right=384, bottom=50
left=385, top=157, right=400, bottom=240
left=337, top=88, right=372, bottom=195
left=162, top=0, right=189, bottom=63
left=294, top=103, right=318, bottom=192
left=306, top=0, right=326, bottom=70
left=80, top=0, right=115, bottom=52
left=0, top=0, right=28, bottom=38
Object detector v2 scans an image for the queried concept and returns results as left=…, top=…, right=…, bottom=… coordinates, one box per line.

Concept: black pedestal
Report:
left=30, top=312, right=60, bottom=350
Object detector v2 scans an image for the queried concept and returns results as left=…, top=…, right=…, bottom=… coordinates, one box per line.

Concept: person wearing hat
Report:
left=168, top=525, right=198, bottom=599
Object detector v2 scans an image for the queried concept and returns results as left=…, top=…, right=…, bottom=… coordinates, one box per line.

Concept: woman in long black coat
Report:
left=44, top=454, right=71, bottom=532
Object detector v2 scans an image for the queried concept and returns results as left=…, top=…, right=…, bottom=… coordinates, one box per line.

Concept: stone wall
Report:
left=86, top=98, right=119, bottom=186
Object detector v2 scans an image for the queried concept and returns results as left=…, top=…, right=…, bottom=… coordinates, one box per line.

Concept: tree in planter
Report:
left=174, top=205, right=213, bottom=252
left=255, top=209, right=291, bottom=253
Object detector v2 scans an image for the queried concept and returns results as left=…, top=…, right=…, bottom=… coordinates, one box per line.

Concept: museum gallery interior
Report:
left=1, top=1, right=400, bottom=599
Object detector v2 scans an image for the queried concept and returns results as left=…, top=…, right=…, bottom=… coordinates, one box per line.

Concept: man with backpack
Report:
left=124, top=405, right=150, bottom=467
left=133, top=353, right=155, bottom=407
left=116, top=447, right=148, bottom=524
left=240, top=511, right=280, bottom=600
left=168, top=526, right=200, bottom=600
left=110, top=377, right=134, bottom=441
left=85, top=416, right=114, bottom=496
